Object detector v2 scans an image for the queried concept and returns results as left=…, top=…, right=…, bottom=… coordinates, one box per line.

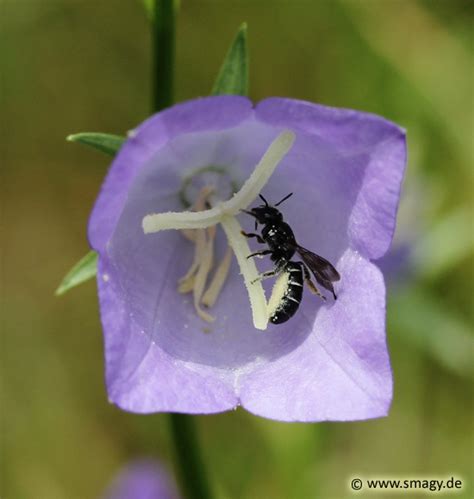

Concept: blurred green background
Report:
left=2, top=0, right=473, bottom=498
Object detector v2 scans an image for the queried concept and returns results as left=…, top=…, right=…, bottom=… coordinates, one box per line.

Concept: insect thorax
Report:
left=263, top=222, right=297, bottom=261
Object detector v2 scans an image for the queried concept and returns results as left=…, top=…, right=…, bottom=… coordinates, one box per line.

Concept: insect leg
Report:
left=240, top=230, right=265, bottom=244
left=250, top=267, right=282, bottom=284
left=246, top=250, right=273, bottom=260
left=300, top=262, right=326, bottom=301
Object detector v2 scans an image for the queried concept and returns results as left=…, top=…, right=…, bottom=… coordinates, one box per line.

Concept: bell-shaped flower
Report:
left=89, top=96, right=406, bottom=422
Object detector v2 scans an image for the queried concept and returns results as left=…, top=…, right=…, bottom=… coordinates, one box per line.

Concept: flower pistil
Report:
left=142, top=130, right=296, bottom=330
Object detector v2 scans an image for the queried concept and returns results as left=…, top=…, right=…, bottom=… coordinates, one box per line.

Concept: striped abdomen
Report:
left=268, top=262, right=304, bottom=324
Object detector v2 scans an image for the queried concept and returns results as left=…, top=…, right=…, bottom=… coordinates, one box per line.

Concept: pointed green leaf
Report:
left=67, top=133, right=125, bottom=156
left=211, top=23, right=248, bottom=96
left=56, top=251, right=98, bottom=296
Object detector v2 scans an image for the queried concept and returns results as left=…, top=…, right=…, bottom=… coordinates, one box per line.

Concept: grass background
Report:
left=2, top=0, right=473, bottom=497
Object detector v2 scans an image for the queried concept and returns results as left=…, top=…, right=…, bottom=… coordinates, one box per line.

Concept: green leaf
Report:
left=211, top=23, right=248, bottom=96
left=67, top=133, right=125, bottom=156
left=56, top=251, right=98, bottom=296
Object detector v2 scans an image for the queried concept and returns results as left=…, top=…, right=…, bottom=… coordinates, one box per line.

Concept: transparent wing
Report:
left=296, top=245, right=340, bottom=299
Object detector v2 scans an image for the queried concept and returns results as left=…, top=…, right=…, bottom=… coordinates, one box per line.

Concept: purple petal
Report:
left=102, top=459, right=178, bottom=499
left=239, top=249, right=392, bottom=422
left=89, top=96, right=253, bottom=252
left=98, top=255, right=238, bottom=413
left=256, top=98, right=407, bottom=260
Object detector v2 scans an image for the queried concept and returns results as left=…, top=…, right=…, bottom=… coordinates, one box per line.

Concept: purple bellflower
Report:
left=102, top=459, right=178, bottom=499
left=89, top=96, right=406, bottom=422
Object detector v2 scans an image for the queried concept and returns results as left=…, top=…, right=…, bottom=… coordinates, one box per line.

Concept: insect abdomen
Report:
left=268, top=262, right=304, bottom=324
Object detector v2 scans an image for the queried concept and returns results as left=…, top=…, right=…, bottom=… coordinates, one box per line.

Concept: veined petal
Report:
left=98, top=255, right=239, bottom=414
left=255, top=98, right=407, bottom=260
left=89, top=96, right=253, bottom=251
left=239, top=249, right=392, bottom=422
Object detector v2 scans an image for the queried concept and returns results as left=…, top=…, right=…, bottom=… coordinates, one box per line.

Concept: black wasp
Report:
left=241, top=193, right=340, bottom=324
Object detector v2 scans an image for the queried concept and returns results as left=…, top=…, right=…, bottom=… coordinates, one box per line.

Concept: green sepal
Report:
left=56, top=251, right=98, bottom=296
left=211, top=23, right=248, bottom=96
left=67, top=133, right=125, bottom=156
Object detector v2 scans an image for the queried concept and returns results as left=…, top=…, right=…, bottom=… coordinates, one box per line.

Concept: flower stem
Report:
left=152, top=0, right=174, bottom=112
left=169, top=414, right=213, bottom=499
left=150, top=3, right=213, bottom=499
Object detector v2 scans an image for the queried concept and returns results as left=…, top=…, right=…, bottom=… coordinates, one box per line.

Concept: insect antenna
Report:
left=240, top=209, right=255, bottom=217
left=275, top=192, right=293, bottom=206
left=259, top=194, right=269, bottom=206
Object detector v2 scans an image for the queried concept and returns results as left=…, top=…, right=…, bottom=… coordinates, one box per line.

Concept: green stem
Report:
left=169, top=414, right=213, bottom=499
left=152, top=0, right=175, bottom=111
left=150, top=2, right=213, bottom=498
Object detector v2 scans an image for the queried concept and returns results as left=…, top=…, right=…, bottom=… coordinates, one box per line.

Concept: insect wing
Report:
left=296, top=246, right=340, bottom=298
left=297, top=246, right=340, bottom=281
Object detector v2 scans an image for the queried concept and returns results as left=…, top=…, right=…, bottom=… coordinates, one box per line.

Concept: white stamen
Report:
left=180, top=229, right=197, bottom=242
left=202, top=246, right=233, bottom=307
left=192, top=227, right=216, bottom=323
left=177, top=188, right=217, bottom=323
left=178, top=186, right=214, bottom=290
left=178, top=275, right=195, bottom=293
left=178, top=229, right=205, bottom=291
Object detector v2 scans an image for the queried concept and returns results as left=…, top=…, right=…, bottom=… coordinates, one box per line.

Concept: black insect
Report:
left=241, top=193, right=340, bottom=324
